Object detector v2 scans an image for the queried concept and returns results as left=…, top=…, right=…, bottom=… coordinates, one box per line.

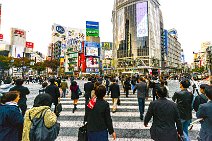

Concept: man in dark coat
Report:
left=84, top=77, right=94, bottom=103
left=144, top=86, right=183, bottom=141
left=133, top=77, right=148, bottom=120
left=172, top=79, right=193, bottom=138
left=193, top=84, right=208, bottom=112
left=124, top=77, right=131, bottom=97
left=45, top=78, right=60, bottom=115
left=107, top=78, right=120, bottom=113
left=196, top=86, right=212, bottom=141
left=9, top=79, right=30, bottom=116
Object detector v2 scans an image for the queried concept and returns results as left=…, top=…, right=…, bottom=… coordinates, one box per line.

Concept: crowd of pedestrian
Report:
left=0, top=74, right=211, bottom=141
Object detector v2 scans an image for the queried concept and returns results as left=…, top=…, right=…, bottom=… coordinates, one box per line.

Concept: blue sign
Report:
left=85, top=41, right=100, bottom=48
left=86, top=21, right=99, bottom=29
left=163, top=30, right=168, bottom=55
left=56, top=25, right=65, bottom=34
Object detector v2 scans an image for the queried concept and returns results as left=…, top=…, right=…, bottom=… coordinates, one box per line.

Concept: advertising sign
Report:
left=101, top=42, right=112, bottom=50
left=104, top=50, right=112, bottom=58
left=0, top=34, right=3, bottom=40
left=85, top=41, right=100, bottom=48
left=136, top=2, right=148, bottom=37
left=85, top=47, right=99, bottom=56
left=86, top=21, right=99, bottom=29
left=86, top=36, right=100, bottom=43
left=26, top=42, right=34, bottom=48
left=163, top=30, right=168, bottom=55
left=86, top=28, right=99, bottom=37
left=86, top=57, right=99, bottom=68
left=66, top=28, right=85, bottom=52
left=11, top=28, right=26, bottom=46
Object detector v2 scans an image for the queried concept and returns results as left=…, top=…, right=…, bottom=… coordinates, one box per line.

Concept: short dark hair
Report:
left=71, top=81, right=77, bottom=86
left=200, top=84, right=209, bottom=89
left=95, top=85, right=106, bottom=99
left=33, top=93, right=52, bottom=107
left=205, top=86, right=212, bottom=100
left=1, top=91, right=20, bottom=104
left=156, top=86, right=168, bottom=98
left=88, top=77, right=92, bottom=81
left=42, top=82, right=48, bottom=88
left=49, top=78, right=55, bottom=84
left=180, top=79, right=191, bottom=88
left=15, top=79, right=24, bottom=86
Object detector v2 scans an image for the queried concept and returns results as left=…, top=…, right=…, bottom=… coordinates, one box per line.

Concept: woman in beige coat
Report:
left=22, top=93, right=57, bottom=141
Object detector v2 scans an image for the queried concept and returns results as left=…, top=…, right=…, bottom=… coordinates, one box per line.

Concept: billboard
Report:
left=26, top=42, right=34, bottom=49
left=86, top=21, right=99, bottom=29
left=85, top=41, right=100, bottom=48
left=136, top=2, right=148, bottom=37
left=86, top=57, right=99, bottom=68
left=163, top=30, right=168, bottom=55
left=85, top=47, right=99, bottom=56
left=101, top=42, right=112, bottom=50
left=11, top=28, right=26, bottom=47
left=104, top=50, right=112, bottom=58
left=86, top=21, right=99, bottom=37
left=117, top=8, right=125, bottom=41
left=86, top=36, right=100, bottom=43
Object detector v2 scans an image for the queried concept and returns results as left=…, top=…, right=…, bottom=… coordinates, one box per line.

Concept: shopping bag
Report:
left=78, top=123, right=88, bottom=141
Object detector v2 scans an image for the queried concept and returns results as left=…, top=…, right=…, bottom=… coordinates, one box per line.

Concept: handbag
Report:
left=77, top=88, right=82, bottom=96
left=29, top=109, right=60, bottom=141
left=78, top=123, right=88, bottom=141
left=56, top=103, right=62, bottom=116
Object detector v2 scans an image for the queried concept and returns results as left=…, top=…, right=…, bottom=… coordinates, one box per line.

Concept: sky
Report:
left=0, top=0, right=212, bottom=63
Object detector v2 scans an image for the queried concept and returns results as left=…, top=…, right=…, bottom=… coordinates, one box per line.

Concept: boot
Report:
left=72, top=104, right=77, bottom=113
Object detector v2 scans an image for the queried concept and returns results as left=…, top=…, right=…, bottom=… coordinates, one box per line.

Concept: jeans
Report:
left=62, top=89, right=66, bottom=98
left=138, top=98, right=145, bottom=118
left=181, top=119, right=191, bottom=141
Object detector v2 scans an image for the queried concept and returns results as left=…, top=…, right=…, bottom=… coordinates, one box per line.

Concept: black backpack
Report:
left=29, top=109, right=60, bottom=141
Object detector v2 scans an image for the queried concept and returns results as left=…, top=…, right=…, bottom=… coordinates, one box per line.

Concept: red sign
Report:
left=0, top=34, right=3, bottom=40
left=14, top=30, right=24, bottom=35
left=26, top=42, right=34, bottom=48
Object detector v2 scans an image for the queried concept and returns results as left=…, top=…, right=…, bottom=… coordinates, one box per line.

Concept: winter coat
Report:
left=22, top=106, right=57, bottom=141
left=45, top=84, right=60, bottom=105
left=0, top=103, right=24, bottom=141
left=70, top=85, right=80, bottom=100
left=107, top=82, right=120, bottom=98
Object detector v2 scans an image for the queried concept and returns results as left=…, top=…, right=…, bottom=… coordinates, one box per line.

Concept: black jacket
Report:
left=9, top=85, right=30, bottom=107
left=144, top=98, right=183, bottom=141
left=193, top=94, right=208, bottom=112
left=84, top=99, right=114, bottom=134
left=107, top=82, right=120, bottom=98
left=45, top=84, right=60, bottom=104
left=84, top=82, right=94, bottom=99
left=172, top=89, right=193, bottom=120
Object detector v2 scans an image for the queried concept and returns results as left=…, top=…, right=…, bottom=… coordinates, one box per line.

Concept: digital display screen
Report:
left=136, top=2, right=148, bottom=37
left=86, top=57, right=99, bottom=68
left=85, top=47, right=99, bottom=56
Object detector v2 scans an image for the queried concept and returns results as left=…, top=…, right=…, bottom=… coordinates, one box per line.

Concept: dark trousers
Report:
left=138, top=98, right=145, bottom=118
left=125, top=89, right=129, bottom=97
left=88, top=130, right=108, bottom=141
left=152, top=89, right=158, bottom=101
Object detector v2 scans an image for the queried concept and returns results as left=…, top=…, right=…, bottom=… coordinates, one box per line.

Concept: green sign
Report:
left=86, top=28, right=99, bottom=37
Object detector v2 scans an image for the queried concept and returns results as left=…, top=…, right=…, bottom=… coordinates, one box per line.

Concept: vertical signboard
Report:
left=136, top=2, right=148, bottom=37
left=117, top=8, right=125, bottom=42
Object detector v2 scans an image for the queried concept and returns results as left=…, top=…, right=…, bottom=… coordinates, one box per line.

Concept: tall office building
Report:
left=112, top=0, right=161, bottom=74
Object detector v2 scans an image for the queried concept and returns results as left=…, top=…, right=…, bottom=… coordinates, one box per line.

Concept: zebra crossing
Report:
left=55, top=92, right=200, bottom=141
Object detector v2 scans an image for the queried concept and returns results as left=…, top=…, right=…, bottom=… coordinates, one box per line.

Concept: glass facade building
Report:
left=112, top=0, right=161, bottom=73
